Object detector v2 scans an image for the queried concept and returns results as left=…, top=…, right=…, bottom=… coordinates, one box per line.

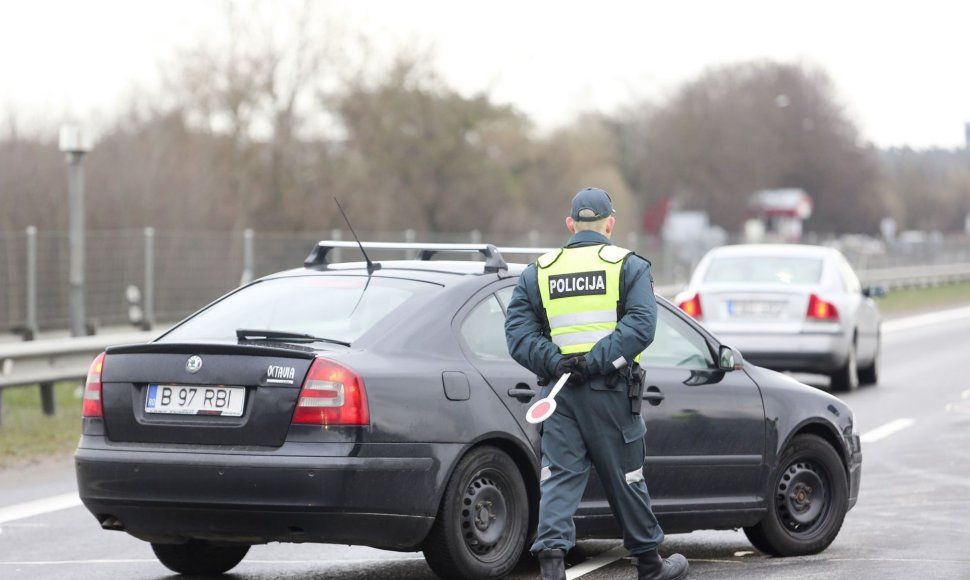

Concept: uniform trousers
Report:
left=530, top=377, right=664, bottom=556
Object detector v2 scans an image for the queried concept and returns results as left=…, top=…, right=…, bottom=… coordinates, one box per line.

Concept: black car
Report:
left=75, top=241, right=862, bottom=579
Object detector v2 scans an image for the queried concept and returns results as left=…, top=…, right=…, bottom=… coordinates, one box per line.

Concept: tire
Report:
left=423, top=446, right=529, bottom=580
left=744, top=434, right=849, bottom=556
left=829, top=341, right=858, bottom=392
left=857, top=334, right=880, bottom=386
left=151, top=540, right=249, bottom=575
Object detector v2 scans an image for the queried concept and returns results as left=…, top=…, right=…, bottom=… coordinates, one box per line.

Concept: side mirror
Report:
left=862, top=285, right=887, bottom=299
left=718, top=345, right=744, bottom=371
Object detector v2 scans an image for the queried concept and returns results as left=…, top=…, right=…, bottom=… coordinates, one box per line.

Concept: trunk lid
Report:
left=700, top=284, right=815, bottom=334
left=100, top=341, right=317, bottom=446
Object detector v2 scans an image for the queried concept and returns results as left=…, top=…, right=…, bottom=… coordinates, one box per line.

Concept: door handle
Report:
left=507, top=386, right=536, bottom=403
left=643, top=385, right=665, bottom=406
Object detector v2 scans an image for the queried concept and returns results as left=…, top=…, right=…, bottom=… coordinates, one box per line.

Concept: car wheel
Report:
left=743, top=434, right=849, bottom=556
left=423, top=446, right=529, bottom=580
left=829, top=342, right=858, bottom=392
left=857, top=334, right=880, bottom=386
left=151, top=540, right=249, bottom=575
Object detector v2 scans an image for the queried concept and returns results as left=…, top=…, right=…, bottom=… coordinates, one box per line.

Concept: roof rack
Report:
left=304, top=241, right=509, bottom=273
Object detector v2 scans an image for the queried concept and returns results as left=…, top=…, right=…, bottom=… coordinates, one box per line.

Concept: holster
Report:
left=627, top=364, right=646, bottom=415
left=606, top=363, right=646, bottom=414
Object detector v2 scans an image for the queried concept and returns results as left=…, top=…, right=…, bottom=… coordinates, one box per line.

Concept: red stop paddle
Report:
left=526, top=373, right=571, bottom=424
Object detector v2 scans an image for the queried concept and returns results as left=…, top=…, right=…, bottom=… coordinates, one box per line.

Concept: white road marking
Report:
left=962, top=389, right=970, bottom=400
left=567, top=544, right=628, bottom=579
left=882, top=305, right=970, bottom=334
left=860, top=418, right=915, bottom=443
left=0, top=492, right=80, bottom=524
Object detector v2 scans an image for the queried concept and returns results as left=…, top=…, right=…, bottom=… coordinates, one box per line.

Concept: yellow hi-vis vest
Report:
left=536, top=244, right=635, bottom=357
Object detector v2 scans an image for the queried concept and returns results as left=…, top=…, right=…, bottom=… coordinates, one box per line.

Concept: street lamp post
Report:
left=59, top=125, right=93, bottom=337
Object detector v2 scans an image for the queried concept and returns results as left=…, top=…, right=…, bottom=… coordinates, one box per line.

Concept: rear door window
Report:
left=460, top=294, right=513, bottom=360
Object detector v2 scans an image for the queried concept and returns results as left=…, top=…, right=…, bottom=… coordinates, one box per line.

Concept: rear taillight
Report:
left=679, top=293, right=703, bottom=319
left=292, top=358, right=369, bottom=426
left=82, top=352, right=106, bottom=418
left=806, top=294, right=839, bottom=321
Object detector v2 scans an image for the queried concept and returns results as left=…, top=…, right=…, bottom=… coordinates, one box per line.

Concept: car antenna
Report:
left=334, top=197, right=380, bottom=274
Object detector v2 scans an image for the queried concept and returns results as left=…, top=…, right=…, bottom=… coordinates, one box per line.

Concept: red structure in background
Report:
left=642, top=197, right=673, bottom=237
left=747, top=188, right=812, bottom=242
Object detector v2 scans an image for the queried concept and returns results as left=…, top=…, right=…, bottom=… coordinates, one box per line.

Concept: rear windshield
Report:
left=159, top=276, right=430, bottom=344
left=703, top=256, right=824, bottom=285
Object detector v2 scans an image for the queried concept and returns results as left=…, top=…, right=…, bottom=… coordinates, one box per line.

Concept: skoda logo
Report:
left=185, top=355, right=203, bottom=374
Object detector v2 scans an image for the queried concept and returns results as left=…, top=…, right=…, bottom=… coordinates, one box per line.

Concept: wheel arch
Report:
left=429, top=433, right=540, bottom=544
left=784, top=420, right=851, bottom=479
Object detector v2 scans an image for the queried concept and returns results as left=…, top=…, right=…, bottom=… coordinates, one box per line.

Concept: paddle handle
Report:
left=547, top=372, right=570, bottom=400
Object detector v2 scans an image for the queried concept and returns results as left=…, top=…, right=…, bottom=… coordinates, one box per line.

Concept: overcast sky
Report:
left=2, top=0, right=968, bottom=149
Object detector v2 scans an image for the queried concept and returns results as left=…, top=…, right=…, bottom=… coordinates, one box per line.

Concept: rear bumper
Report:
left=718, top=332, right=850, bottom=373
left=74, top=438, right=451, bottom=550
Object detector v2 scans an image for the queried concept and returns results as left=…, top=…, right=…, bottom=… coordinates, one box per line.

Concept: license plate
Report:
left=727, top=300, right=785, bottom=317
left=145, top=384, right=245, bottom=417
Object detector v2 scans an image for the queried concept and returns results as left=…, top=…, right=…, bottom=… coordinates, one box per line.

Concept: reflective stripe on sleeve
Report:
left=548, top=309, right=617, bottom=329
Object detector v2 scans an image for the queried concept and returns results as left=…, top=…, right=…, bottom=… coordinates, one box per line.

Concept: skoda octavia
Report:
left=75, top=241, right=862, bottom=579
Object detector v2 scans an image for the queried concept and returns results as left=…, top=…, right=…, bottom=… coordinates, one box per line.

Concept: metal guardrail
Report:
left=858, top=263, right=970, bottom=289
left=1, top=262, right=968, bottom=424
left=0, top=330, right=157, bottom=425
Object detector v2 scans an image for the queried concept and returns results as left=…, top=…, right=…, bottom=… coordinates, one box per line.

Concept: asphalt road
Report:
left=2, top=305, right=969, bottom=579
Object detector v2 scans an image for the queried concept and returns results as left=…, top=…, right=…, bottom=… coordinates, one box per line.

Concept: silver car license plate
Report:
left=728, top=300, right=785, bottom=317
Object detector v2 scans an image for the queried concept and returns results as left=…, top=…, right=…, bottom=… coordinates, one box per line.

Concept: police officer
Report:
left=505, top=187, right=689, bottom=580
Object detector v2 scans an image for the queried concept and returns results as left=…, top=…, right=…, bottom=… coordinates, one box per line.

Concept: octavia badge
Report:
left=185, top=355, right=203, bottom=374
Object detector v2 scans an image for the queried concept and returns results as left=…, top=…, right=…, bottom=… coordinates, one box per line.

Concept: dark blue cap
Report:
left=570, top=187, right=615, bottom=221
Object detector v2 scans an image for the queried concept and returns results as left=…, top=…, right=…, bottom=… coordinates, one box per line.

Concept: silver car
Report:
left=673, top=244, right=883, bottom=391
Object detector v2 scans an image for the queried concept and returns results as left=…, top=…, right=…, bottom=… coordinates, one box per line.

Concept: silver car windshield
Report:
left=703, top=256, right=824, bottom=285
left=160, top=276, right=426, bottom=344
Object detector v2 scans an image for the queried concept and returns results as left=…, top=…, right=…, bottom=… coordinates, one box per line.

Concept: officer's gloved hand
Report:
left=555, top=354, right=590, bottom=386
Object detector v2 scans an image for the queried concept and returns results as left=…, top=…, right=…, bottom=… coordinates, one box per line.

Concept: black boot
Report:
left=537, top=549, right=566, bottom=580
left=635, top=548, right=689, bottom=580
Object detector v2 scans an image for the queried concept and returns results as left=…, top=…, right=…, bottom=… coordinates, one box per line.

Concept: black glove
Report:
left=555, top=354, right=590, bottom=386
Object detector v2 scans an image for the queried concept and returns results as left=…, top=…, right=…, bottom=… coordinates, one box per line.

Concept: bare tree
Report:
left=164, top=0, right=347, bottom=230
left=613, top=61, right=887, bottom=234
left=335, top=55, right=532, bottom=233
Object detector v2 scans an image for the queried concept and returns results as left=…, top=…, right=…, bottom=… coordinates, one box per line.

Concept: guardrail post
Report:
left=143, top=227, right=155, bottom=330
left=39, top=382, right=56, bottom=416
left=25, top=226, right=38, bottom=341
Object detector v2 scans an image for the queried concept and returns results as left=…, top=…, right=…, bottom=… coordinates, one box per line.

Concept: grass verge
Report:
left=875, top=281, right=970, bottom=315
left=0, top=382, right=82, bottom=469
